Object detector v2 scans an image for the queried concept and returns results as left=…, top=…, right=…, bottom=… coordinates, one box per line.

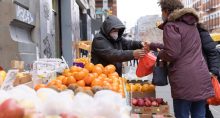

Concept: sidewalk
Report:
left=156, top=84, right=220, bottom=117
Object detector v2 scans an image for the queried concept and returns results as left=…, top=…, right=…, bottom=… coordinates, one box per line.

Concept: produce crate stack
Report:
left=76, top=41, right=92, bottom=59
left=126, top=79, right=173, bottom=118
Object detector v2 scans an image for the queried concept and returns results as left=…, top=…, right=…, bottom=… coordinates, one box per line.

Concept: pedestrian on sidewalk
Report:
left=197, top=23, right=220, bottom=118
left=148, top=0, right=214, bottom=117
left=91, top=15, right=148, bottom=76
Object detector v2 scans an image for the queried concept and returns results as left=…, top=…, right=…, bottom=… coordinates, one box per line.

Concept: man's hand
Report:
left=141, top=41, right=150, bottom=52
left=133, top=49, right=146, bottom=59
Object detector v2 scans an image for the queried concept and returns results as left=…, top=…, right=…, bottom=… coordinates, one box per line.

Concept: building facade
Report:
left=135, top=15, right=163, bottom=43
left=91, top=0, right=117, bottom=36
left=181, top=0, right=220, bottom=32
left=0, top=0, right=95, bottom=69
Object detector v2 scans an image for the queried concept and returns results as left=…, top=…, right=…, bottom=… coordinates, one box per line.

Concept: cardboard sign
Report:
left=1, top=70, right=19, bottom=90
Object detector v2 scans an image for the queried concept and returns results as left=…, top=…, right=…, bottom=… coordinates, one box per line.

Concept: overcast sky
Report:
left=117, top=0, right=161, bottom=29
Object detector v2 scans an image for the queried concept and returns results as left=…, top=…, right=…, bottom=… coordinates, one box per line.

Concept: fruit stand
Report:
left=0, top=56, right=174, bottom=118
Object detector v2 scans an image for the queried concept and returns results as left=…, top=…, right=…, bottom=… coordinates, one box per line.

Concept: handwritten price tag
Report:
left=1, top=70, right=18, bottom=91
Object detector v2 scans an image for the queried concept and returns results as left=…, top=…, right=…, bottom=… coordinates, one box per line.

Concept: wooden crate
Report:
left=75, top=41, right=92, bottom=58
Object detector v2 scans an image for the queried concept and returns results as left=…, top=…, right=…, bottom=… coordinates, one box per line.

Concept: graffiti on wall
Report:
left=40, top=0, right=55, bottom=58
left=43, top=2, right=50, bottom=20
left=43, top=36, right=52, bottom=58
left=16, top=5, right=34, bottom=24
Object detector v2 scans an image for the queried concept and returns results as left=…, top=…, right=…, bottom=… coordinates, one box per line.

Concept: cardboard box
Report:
left=131, top=105, right=169, bottom=114
left=129, top=91, right=156, bottom=98
left=131, top=113, right=175, bottom=118
left=11, top=60, right=24, bottom=71
left=13, top=72, right=32, bottom=86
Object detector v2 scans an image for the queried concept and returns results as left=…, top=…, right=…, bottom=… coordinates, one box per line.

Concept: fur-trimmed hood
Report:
left=168, top=8, right=199, bottom=25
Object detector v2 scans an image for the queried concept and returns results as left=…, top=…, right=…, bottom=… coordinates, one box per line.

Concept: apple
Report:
left=0, top=99, right=25, bottom=118
left=137, top=98, right=145, bottom=107
left=151, top=101, right=159, bottom=107
left=149, top=97, right=155, bottom=102
left=145, top=100, right=152, bottom=107
left=155, top=98, right=164, bottom=105
left=131, top=98, right=138, bottom=106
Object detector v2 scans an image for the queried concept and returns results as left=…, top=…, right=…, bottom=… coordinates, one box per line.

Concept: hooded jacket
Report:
left=197, top=24, right=220, bottom=81
left=91, top=16, right=143, bottom=75
left=151, top=8, right=214, bottom=101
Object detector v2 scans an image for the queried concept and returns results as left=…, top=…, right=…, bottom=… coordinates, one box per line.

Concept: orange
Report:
left=47, top=81, right=56, bottom=87
left=62, top=77, right=68, bottom=85
left=60, top=85, right=67, bottom=90
left=84, top=74, right=94, bottom=86
left=141, top=84, right=151, bottom=92
left=67, top=76, right=76, bottom=86
left=34, top=84, right=47, bottom=91
left=130, top=84, right=138, bottom=92
left=77, top=80, right=86, bottom=87
left=95, top=64, right=104, bottom=70
left=84, top=63, right=94, bottom=72
left=126, top=84, right=131, bottom=91
left=91, top=79, right=103, bottom=87
left=105, top=64, right=116, bottom=74
left=63, top=72, right=72, bottom=77
left=63, top=69, right=70, bottom=74
left=99, top=74, right=107, bottom=79
left=108, top=72, right=119, bottom=78
left=56, top=75, right=66, bottom=81
left=70, top=66, right=82, bottom=72
left=92, top=66, right=103, bottom=75
left=74, top=70, right=88, bottom=81
left=149, top=84, right=155, bottom=92
left=135, top=83, right=142, bottom=92
left=92, top=73, right=99, bottom=78
left=111, top=83, right=119, bottom=92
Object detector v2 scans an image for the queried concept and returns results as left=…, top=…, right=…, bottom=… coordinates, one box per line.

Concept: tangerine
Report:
left=34, top=84, right=47, bottom=91
left=77, top=80, right=86, bottom=87
left=84, top=63, right=94, bottom=72
left=92, top=66, right=103, bottom=75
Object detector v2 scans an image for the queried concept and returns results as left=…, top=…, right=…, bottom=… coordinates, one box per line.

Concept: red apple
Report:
left=137, top=98, right=145, bottom=107
left=149, top=97, right=155, bottom=102
left=151, top=101, right=159, bottom=107
left=0, top=99, right=24, bottom=118
left=145, top=100, right=152, bottom=107
left=131, top=98, right=138, bottom=106
left=155, top=98, right=163, bottom=104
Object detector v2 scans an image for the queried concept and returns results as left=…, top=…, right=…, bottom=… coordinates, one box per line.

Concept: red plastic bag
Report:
left=136, top=52, right=156, bottom=77
left=207, top=76, right=220, bottom=105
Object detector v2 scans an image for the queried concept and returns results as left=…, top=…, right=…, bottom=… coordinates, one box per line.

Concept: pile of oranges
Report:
left=35, top=63, right=125, bottom=97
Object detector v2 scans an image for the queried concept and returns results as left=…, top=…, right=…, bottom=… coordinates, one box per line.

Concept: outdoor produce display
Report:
left=0, top=85, right=131, bottom=118
left=0, top=57, right=172, bottom=118
left=131, top=97, right=167, bottom=107
left=34, top=62, right=125, bottom=97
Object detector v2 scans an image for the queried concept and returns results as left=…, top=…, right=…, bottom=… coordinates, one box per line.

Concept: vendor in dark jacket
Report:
left=91, top=15, right=147, bottom=76
left=197, top=23, right=220, bottom=118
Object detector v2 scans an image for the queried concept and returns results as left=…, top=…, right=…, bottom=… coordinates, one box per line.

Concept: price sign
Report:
left=1, top=70, right=18, bottom=91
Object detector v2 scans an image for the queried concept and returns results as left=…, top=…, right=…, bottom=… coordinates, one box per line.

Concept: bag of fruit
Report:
left=136, top=52, right=156, bottom=77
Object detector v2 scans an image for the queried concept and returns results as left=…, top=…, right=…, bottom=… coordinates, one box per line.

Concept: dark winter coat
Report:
left=150, top=8, right=214, bottom=101
left=197, top=24, right=220, bottom=80
left=91, top=16, right=143, bottom=75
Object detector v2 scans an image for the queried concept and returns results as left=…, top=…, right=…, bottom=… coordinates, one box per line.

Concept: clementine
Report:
left=77, top=80, right=86, bottom=87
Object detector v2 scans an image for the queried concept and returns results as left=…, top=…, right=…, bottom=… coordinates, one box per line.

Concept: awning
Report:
left=211, top=33, right=220, bottom=41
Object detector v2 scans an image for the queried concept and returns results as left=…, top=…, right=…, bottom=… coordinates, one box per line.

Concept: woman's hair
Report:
left=158, top=0, right=184, bottom=13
